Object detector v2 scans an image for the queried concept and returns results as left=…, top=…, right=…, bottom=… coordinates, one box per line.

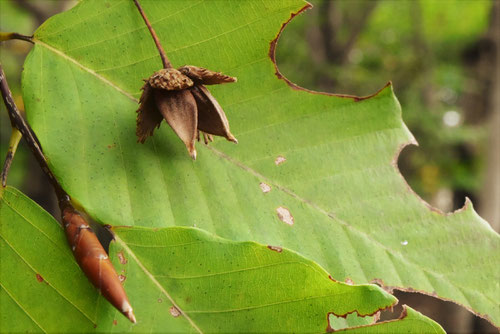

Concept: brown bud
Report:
left=62, top=207, right=136, bottom=323
left=136, top=66, right=237, bottom=159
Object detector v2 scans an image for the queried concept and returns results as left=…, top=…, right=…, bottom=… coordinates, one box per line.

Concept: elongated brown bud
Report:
left=62, top=206, right=136, bottom=323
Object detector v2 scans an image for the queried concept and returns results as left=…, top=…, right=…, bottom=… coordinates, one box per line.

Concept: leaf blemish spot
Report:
left=259, top=182, right=271, bottom=193
left=344, top=278, right=354, bottom=285
left=117, top=251, right=128, bottom=264
left=118, top=275, right=126, bottom=283
left=169, top=306, right=181, bottom=318
left=276, top=206, right=294, bottom=225
left=158, top=298, right=162, bottom=303
left=267, top=245, right=283, bottom=252
left=401, top=240, right=408, bottom=246
left=274, top=155, right=286, bottom=166
left=36, top=273, right=44, bottom=282
left=112, top=320, right=117, bottom=326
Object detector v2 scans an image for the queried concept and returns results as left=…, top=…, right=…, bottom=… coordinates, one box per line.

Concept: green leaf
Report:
left=2, top=186, right=445, bottom=332
left=104, top=225, right=391, bottom=332
left=21, top=0, right=499, bottom=327
left=0, top=187, right=97, bottom=332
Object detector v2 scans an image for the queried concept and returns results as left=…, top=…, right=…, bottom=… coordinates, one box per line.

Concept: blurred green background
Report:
left=1, top=0, right=498, bottom=333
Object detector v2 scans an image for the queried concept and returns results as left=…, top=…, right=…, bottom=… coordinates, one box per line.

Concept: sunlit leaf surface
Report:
left=20, top=0, right=500, bottom=326
left=2, top=187, right=445, bottom=332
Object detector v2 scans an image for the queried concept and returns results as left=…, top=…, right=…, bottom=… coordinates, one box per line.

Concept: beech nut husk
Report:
left=136, top=66, right=237, bottom=159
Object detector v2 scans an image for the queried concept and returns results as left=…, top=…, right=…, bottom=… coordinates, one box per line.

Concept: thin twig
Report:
left=0, top=63, right=68, bottom=204
left=133, top=0, right=172, bottom=68
left=1, top=128, right=22, bottom=187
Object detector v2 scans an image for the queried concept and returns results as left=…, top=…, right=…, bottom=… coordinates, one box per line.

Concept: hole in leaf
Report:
left=378, top=290, right=497, bottom=333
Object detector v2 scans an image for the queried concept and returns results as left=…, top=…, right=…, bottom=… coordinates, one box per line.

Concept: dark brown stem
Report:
left=0, top=32, right=34, bottom=44
left=133, top=0, right=172, bottom=68
left=0, top=63, right=67, bottom=202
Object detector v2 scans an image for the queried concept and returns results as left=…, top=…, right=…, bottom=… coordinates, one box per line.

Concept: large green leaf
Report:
left=21, top=0, right=499, bottom=326
left=1, top=186, right=446, bottom=332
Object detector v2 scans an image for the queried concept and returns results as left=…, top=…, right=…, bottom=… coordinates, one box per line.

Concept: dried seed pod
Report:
left=148, top=68, right=193, bottom=90
left=62, top=206, right=136, bottom=323
left=178, top=65, right=237, bottom=85
left=155, top=89, right=198, bottom=159
left=136, top=82, right=163, bottom=143
left=136, top=66, right=237, bottom=159
left=191, top=85, right=237, bottom=143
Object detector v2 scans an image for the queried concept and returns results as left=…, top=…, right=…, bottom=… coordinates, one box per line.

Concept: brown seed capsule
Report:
left=136, top=66, right=237, bottom=159
left=62, top=206, right=136, bottom=323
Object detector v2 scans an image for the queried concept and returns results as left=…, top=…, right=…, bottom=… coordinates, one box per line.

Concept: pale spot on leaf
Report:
left=401, top=240, right=408, bottom=246
left=259, top=182, right=271, bottom=193
left=344, top=278, right=354, bottom=285
left=117, top=251, right=127, bottom=264
left=169, top=306, right=181, bottom=317
left=276, top=206, right=294, bottom=225
left=267, top=245, right=282, bottom=252
left=274, top=155, right=286, bottom=165
left=118, top=275, right=126, bottom=283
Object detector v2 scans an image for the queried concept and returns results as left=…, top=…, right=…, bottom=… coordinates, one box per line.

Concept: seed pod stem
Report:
left=133, top=0, right=172, bottom=69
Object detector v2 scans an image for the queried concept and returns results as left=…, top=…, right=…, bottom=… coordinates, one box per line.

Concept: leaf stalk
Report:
left=0, top=32, right=34, bottom=43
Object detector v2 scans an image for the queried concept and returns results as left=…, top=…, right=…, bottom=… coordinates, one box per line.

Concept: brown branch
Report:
left=0, top=63, right=66, bottom=201
left=340, top=1, right=378, bottom=63
left=133, top=0, right=172, bottom=68
left=319, top=0, right=378, bottom=65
